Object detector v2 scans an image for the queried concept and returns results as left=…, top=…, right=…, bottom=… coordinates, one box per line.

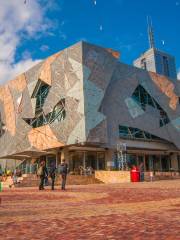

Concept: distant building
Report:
left=133, top=17, right=177, bottom=79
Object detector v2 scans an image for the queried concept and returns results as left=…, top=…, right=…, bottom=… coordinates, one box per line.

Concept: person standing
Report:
left=60, top=159, right=68, bottom=190
left=37, top=160, right=48, bottom=190
left=0, top=164, right=2, bottom=177
left=139, top=162, right=144, bottom=182
left=49, top=162, right=56, bottom=190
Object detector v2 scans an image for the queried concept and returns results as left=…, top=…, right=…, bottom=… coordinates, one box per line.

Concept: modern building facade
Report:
left=133, top=48, right=177, bottom=79
left=0, top=41, right=180, bottom=173
left=133, top=17, right=177, bottom=79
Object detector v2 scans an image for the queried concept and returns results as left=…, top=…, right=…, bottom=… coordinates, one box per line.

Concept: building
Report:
left=133, top=48, right=177, bottom=79
left=133, top=18, right=177, bottom=79
left=0, top=41, right=180, bottom=174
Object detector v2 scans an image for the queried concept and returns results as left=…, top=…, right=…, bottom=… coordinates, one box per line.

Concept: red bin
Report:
left=130, top=166, right=140, bottom=182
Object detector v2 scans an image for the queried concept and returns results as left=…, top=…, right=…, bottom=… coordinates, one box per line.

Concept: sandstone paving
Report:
left=0, top=180, right=180, bottom=239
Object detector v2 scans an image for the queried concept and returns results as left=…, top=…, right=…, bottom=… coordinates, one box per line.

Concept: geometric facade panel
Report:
left=131, top=85, right=170, bottom=127
left=0, top=41, right=180, bottom=159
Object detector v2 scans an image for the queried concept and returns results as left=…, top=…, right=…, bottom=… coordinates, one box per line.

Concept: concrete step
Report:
left=15, top=174, right=103, bottom=187
left=144, top=175, right=180, bottom=181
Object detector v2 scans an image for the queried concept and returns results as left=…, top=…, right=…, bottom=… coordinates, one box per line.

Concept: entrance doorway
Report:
left=86, top=152, right=97, bottom=169
left=69, top=151, right=105, bottom=173
left=161, top=155, right=170, bottom=171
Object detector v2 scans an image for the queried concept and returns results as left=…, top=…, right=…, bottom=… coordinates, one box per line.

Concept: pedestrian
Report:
left=60, top=159, right=68, bottom=190
left=0, top=164, right=2, bottom=177
left=139, top=162, right=144, bottom=182
left=150, top=171, right=154, bottom=182
left=12, top=169, right=18, bottom=185
left=49, top=162, right=56, bottom=190
left=37, top=160, right=48, bottom=190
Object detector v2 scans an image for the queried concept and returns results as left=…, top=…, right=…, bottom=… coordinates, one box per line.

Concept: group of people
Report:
left=78, top=166, right=94, bottom=175
left=37, top=159, right=68, bottom=191
left=0, top=165, right=22, bottom=186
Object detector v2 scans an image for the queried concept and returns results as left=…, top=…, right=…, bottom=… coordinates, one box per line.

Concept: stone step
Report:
left=144, top=175, right=180, bottom=181
left=15, top=174, right=103, bottom=187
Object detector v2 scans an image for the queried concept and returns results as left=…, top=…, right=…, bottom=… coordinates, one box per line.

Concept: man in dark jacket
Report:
left=60, top=159, right=68, bottom=190
left=49, top=162, right=56, bottom=190
left=38, top=160, right=48, bottom=190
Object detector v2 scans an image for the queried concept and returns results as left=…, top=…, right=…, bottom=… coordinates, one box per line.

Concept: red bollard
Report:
left=130, top=166, right=140, bottom=182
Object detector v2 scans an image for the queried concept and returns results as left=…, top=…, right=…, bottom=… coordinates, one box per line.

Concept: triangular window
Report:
left=119, top=125, right=165, bottom=141
left=23, top=80, right=65, bottom=128
left=32, top=80, right=50, bottom=112
left=132, top=85, right=170, bottom=127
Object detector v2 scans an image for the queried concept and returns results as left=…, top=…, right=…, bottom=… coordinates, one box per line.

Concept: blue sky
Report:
left=0, top=0, right=180, bottom=83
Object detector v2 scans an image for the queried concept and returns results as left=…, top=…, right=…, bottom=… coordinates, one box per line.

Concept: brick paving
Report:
left=0, top=180, right=180, bottom=240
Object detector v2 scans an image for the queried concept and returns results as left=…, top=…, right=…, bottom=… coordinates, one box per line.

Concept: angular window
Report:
left=32, top=80, right=50, bottom=111
left=119, top=125, right=162, bottom=141
left=46, top=99, right=66, bottom=124
left=132, top=85, right=170, bottom=127
left=129, top=127, right=145, bottom=139
left=162, top=56, right=169, bottom=77
left=23, top=80, right=65, bottom=128
left=119, top=125, right=130, bottom=138
left=141, top=58, right=147, bottom=70
left=0, top=113, right=5, bottom=137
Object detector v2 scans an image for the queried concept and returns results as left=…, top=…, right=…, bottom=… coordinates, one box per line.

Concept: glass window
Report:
left=129, top=127, right=144, bottom=138
left=161, top=155, right=170, bottom=171
left=119, top=125, right=129, bottom=137
left=70, top=152, right=84, bottom=172
left=127, top=154, right=137, bottom=168
left=163, top=56, right=169, bottom=77
left=86, top=152, right=97, bottom=170
left=153, top=155, right=161, bottom=171
left=97, top=152, right=105, bottom=170
left=119, top=125, right=163, bottom=141
left=23, top=80, right=66, bottom=128
left=132, top=85, right=170, bottom=127
left=141, top=58, right=147, bottom=70
left=32, top=80, right=50, bottom=111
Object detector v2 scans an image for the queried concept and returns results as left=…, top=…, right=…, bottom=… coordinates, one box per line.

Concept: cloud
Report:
left=0, top=58, right=41, bottom=84
left=0, top=0, right=54, bottom=84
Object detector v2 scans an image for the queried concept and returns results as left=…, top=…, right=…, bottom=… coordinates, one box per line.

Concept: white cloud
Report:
left=0, top=58, right=41, bottom=84
left=0, top=0, right=53, bottom=84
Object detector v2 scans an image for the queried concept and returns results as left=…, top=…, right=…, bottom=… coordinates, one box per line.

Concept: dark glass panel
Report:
left=132, top=85, right=170, bottom=127
left=119, top=125, right=129, bottom=137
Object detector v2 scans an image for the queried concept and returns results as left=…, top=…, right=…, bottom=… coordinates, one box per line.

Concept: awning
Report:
left=0, top=150, right=52, bottom=160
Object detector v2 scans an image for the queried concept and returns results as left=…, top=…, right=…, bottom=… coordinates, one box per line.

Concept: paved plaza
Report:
left=0, top=180, right=180, bottom=240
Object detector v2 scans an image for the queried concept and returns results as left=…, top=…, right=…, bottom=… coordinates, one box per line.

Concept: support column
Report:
left=30, top=161, right=32, bottom=174
left=170, top=153, right=178, bottom=171
left=25, top=159, right=28, bottom=174
left=160, top=155, right=162, bottom=171
left=136, top=154, right=138, bottom=166
left=143, top=154, right=146, bottom=171
left=83, top=152, right=86, bottom=169
left=96, top=152, right=99, bottom=170
left=55, top=151, right=59, bottom=168
left=105, top=149, right=114, bottom=170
